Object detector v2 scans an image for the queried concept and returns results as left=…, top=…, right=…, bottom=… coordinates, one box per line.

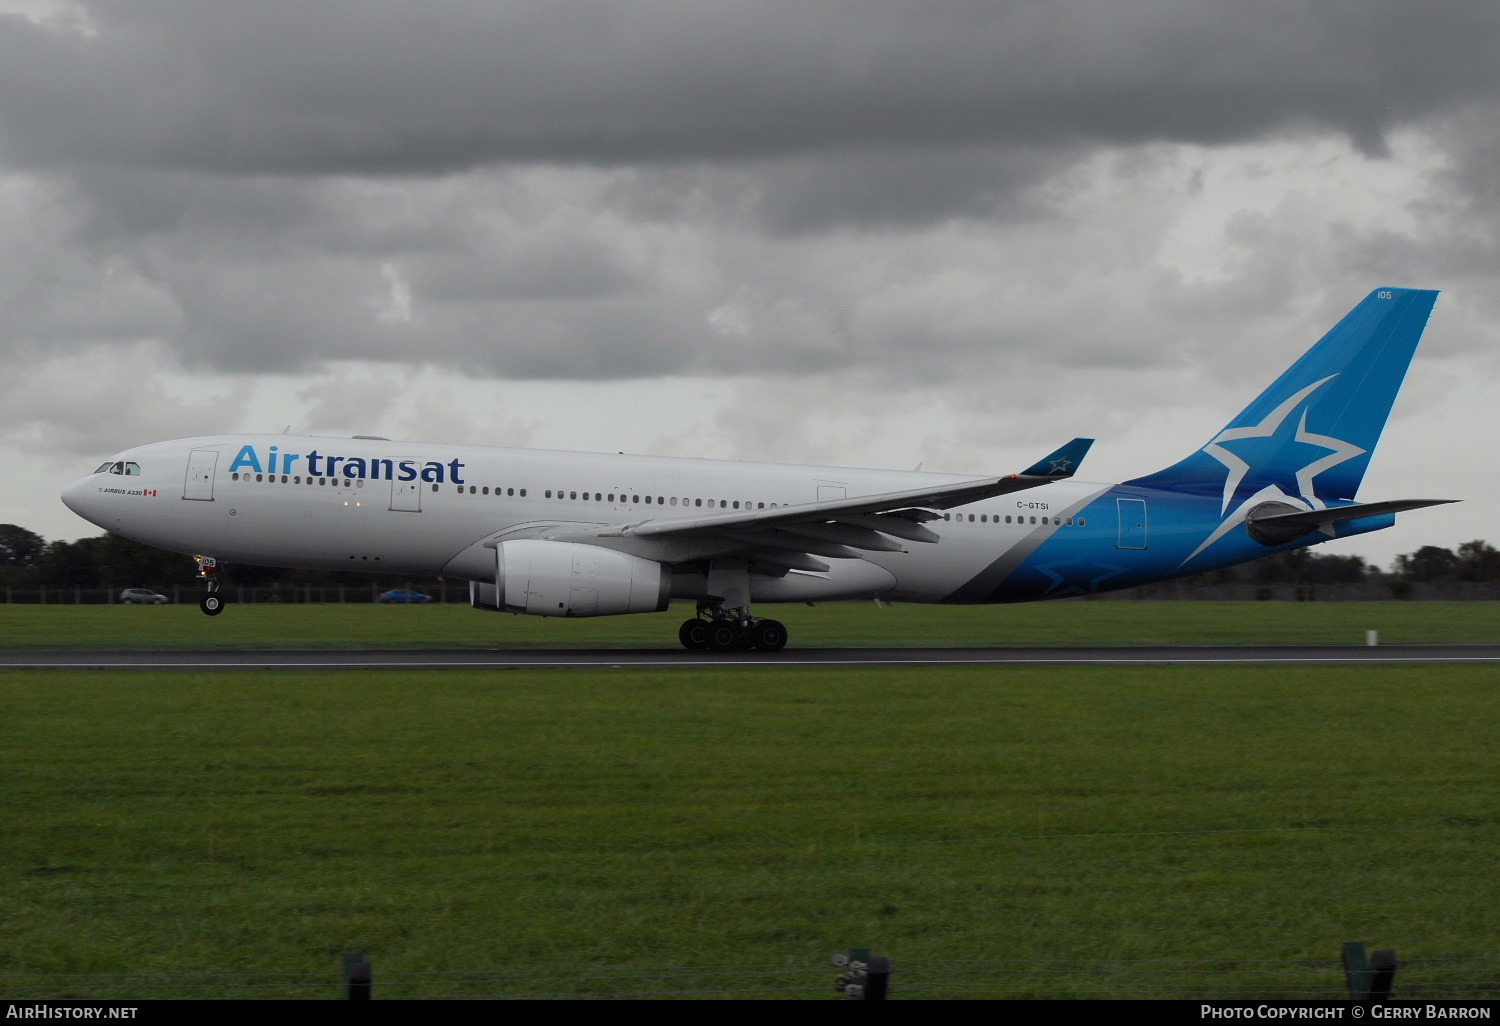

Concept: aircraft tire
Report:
left=706, top=623, right=740, bottom=652
left=678, top=618, right=709, bottom=650
left=200, top=594, right=225, bottom=617
left=751, top=619, right=788, bottom=652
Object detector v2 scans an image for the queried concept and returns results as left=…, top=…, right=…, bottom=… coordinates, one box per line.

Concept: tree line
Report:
left=0, top=524, right=387, bottom=592
left=3, top=522, right=1498, bottom=593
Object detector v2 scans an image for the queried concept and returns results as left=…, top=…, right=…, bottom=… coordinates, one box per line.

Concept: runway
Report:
left=2, top=644, right=1500, bottom=670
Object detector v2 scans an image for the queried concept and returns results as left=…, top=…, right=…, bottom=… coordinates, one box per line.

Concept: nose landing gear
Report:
left=195, top=556, right=226, bottom=616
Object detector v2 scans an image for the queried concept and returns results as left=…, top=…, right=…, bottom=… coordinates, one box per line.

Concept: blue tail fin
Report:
left=1127, top=287, right=1439, bottom=512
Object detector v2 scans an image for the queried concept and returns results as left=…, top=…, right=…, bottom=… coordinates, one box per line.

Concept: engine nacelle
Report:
left=469, top=539, right=670, bottom=617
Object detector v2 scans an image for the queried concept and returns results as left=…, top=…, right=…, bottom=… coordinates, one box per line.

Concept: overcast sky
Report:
left=2, top=0, right=1496, bottom=567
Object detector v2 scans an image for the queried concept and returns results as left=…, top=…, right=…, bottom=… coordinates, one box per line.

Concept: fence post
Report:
left=1343, top=942, right=1371, bottom=999
left=1343, top=942, right=1395, bottom=1000
left=1370, top=949, right=1396, bottom=1000
left=343, top=953, right=372, bottom=1000
left=834, top=948, right=888, bottom=1000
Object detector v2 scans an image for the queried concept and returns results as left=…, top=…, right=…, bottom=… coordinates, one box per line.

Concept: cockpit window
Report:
left=111, top=462, right=124, bottom=475
left=124, top=462, right=141, bottom=476
left=94, top=462, right=114, bottom=474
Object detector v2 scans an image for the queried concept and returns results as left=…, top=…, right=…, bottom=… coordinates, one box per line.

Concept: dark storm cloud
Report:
left=0, top=0, right=1495, bottom=396
left=1, top=0, right=1494, bottom=175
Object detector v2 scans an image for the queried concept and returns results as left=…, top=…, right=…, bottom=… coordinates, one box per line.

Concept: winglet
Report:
left=1020, top=437, right=1094, bottom=479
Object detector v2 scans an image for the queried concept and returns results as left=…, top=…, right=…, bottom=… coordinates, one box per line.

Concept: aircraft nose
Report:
left=61, top=476, right=94, bottom=519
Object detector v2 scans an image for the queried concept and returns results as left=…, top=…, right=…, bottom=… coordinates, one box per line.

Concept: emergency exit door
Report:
left=390, top=478, right=422, bottom=512
left=183, top=449, right=217, bottom=501
left=1116, top=498, right=1147, bottom=549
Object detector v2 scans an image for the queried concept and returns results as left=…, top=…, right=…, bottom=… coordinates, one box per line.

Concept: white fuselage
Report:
left=62, top=434, right=1111, bottom=605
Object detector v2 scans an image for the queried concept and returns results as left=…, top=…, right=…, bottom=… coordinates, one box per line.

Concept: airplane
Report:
left=61, top=287, right=1453, bottom=652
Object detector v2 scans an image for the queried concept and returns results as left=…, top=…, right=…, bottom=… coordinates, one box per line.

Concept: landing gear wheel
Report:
left=678, top=618, right=709, bottom=650
left=200, top=594, right=225, bottom=617
left=706, top=622, right=740, bottom=652
left=751, top=618, right=788, bottom=652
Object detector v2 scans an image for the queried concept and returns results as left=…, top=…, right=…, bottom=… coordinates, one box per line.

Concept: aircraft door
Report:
left=1116, top=497, right=1147, bottom=549
left=183, top=449, right=218, bottom=501
left=390, top=478, right=422, bottom=513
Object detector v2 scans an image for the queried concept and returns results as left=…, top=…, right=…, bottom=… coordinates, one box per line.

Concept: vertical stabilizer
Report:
left=1127, top=288, right=1438, bottom=512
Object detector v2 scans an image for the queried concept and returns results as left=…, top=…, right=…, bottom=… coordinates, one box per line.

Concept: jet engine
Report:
left=469, top=539, right=671, bottom=617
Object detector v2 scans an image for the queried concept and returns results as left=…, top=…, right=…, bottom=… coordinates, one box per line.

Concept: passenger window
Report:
left=570, top=491, right=577, bottom=500
left=670, top=497, right=677, bottom=505
left=430, top=483, right=437, bottom=492
left=634, top=495, right=641, bottom=503
left=518, top=489, right=525, bottom=496
left=695, top=498, right=702, bottom=507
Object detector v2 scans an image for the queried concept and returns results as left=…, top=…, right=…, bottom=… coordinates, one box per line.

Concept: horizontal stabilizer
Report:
left=1020, top=437, right=1094, bottom=478
left=1245, top=498, right=1457, bottom=546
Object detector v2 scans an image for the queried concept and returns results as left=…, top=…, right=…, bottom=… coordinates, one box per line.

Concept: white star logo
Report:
left=1182, top=373, right=1366, bottom=564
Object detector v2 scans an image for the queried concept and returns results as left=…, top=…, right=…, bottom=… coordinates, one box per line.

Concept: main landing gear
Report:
left=195, top=555, right=226, bottom=616
left=678, top=602, right=788, bottom=653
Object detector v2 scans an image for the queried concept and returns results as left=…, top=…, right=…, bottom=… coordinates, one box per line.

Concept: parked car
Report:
left=378, top=588, right=432, bottom=604
left=119, top=588, right=169, bottom=605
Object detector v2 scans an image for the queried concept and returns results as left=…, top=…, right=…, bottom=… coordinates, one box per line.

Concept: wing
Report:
left=596, top=438, right=1095, bottom=572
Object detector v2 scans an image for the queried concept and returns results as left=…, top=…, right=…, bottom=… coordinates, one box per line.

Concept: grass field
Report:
left=1, top=599, right=1499, bottom=649
left=2, top=663, right=1497, bottom=999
